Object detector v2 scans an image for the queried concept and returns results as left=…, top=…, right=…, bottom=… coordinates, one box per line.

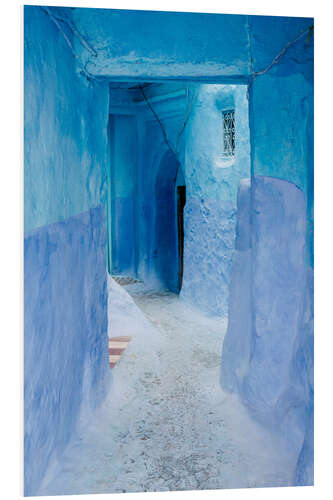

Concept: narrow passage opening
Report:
left=107, top=80, right=251, bottom=305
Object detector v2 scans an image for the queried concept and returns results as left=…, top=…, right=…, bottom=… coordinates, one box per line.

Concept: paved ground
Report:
left=39, top=280, right=296, bottom=496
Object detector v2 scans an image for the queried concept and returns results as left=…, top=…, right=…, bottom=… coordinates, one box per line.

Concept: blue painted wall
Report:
left=108, top=85, right=187, bottom=289
left=181, top=84, right=250, bottom=315
left=136, top=91, right=186, bottom=290
left=24, top=207, right=110, bottom=496
left=71, top=8, right=250, bottom=79
left=108, top=83, right=250, bottom=309
left=24, top=6, right=109, bottom=232
left=109, top=114, right=137, bottom=275
left=221, top=177, right=313, bottom=485
left=24, top=7, right=111, bottom=495
left=248, top=15, right=314, bottom=267
left=24, top=5, right=314, bottom=491
left=154, top=150, right=181, bottom=292
left=248, top=17, right=314, bottom=485
left=221, top=16, right=313, bottom=485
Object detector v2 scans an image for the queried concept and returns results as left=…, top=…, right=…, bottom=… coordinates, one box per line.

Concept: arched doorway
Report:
left=154, top=150, right=185, bottom=293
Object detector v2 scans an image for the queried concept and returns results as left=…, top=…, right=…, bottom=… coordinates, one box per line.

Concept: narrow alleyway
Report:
left=39, top=279, right=296, bottom=496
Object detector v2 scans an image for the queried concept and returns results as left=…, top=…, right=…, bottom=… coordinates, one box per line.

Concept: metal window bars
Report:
left=222, top=110, right=235, bottom=158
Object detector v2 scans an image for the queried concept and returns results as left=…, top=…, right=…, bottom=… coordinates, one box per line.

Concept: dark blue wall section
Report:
left=24, top=8, right=111, bottom=494
left=108, top=88, right=188, bottom=288
left=71, top=8, right=250, bottom=79
left=24, top=206, right=111, bottom=496
left=109, top=114, right=137, bottom=276
left=112, top=197, right=136, bottom=274
left=155, top=151, right=181, bottom=293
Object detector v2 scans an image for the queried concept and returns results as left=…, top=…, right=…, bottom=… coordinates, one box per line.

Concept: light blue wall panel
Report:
left=24, top=6, right=109, bottom=232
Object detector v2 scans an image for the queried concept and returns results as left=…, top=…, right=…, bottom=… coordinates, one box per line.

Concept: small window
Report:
left=222, top=110, right=235, bottom=158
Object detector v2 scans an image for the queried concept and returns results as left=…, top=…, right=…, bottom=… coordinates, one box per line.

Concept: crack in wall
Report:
left=40, top=6, right=99, bottom=81
left=247, top=23, right=313, bottom=92
left=139, top=84, right=197, bottom=160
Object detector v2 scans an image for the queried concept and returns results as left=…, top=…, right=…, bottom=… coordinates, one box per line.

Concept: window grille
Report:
left=222, top=110, right=235, bottom=158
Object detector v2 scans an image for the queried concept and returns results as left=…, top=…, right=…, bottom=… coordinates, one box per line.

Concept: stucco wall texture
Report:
left=24, top=5, right=314, bottom=493
left=221, top=177, right=313, bottom=485
left=24, top=8, right=111, bottom=495
left=182, top=84, right=250, bottom=315
left=24, top=206, right=110, bottom=495
left=24, top=6, right=109, bottom=232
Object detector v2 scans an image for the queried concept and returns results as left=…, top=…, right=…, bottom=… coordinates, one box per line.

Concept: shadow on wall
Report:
left=221, top=176, right=313, bottom=486
left=154, top=150, right=184, bottom=293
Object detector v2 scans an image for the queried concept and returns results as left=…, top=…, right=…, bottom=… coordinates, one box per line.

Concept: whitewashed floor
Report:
left=39, top=280, right=296, bottom=496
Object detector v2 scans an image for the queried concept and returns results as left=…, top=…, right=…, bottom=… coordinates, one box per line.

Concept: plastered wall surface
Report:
left=24, top=5, right=314, bottom=491
left=24, top=8, right=111, bottom=495
left=24, top=207, right=110, bottom=495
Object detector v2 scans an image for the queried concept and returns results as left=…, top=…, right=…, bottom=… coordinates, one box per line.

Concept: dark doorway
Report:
left=177, top=185, right=186, bottom=292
